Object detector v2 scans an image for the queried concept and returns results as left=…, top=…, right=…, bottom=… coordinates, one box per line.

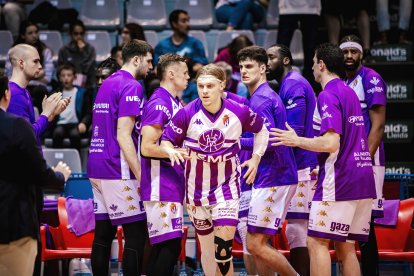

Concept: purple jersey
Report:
left=7, top=81, right=49, bottom=147
left=225, top=91, right=249, bottom=106
left=87, top=70, right=145, bottom=179
left=247, top=82, right=298, bottom=188
left=315, top=79, right=376, bottom=201
left=141, top=87, right=184, bottom=203
left=279, top=72, right=318, bottom=171
left=162, top=98, right=264, bottom=206
left=345, top=66, right=386, bottom=166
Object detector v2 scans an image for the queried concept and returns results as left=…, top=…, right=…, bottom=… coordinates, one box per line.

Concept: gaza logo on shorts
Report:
left=193, top=218, right=212, bottom=230
left=198, top=129, right=225, bottom=153
left=330, top=222, right=350, bottom=234
left=171, top=217, right=183, bottom=230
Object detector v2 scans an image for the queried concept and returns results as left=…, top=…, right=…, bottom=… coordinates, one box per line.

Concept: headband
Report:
left=339, top=42, right=363, bottom=53
left=197, top=76, right=223, bottom=83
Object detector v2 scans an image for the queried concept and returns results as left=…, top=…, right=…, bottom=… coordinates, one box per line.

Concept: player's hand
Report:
left=310, top=168, right=319, bottom=190
left=53, top=97, right=71, bottom=116
left=42, top=92, right=62, bottom=121
left=163, top=146, right=189, bottom=166
left=241, top=154, right=261, bottom=185
left=269, top=122, right=299, bottom=147
left=52, top=161, right=71, bottom=182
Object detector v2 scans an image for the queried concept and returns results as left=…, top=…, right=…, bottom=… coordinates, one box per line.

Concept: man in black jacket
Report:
left=0, top=75, right=71, bottom=276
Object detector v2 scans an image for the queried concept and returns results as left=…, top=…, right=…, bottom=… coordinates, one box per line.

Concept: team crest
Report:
left=198, top=129, right=225, bottom=153
left=222, top=114, right=229, bottom=126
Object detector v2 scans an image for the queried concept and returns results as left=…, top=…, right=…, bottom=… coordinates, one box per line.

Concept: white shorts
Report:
left=247, top=185, right=297, bottom=235
left=308, top=199, right=372, bottom=242
left=372, top=166, right=385, bottom=218
left=90, top=178, right=146, bottom=225
left=238, top=190, right=252, bottom=219
left=144, top=201, right=184, bottom=245
left=187, top=199, right=239, bottom=235
left=236, top=216, right=250, bottom=255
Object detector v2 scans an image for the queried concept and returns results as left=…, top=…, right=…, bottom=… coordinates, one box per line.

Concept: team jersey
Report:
left=279, top=71, right=318, bottom=171
left=315, top=78, right=376, bottom=201
left=247, top=82, right=298, bottom=188
left=345, top=66, right=387, bottom=166
left=140, top=87, right=184, bottom=203
left=87, top=70, right=145, bottom=180
left=162, top=98, right=264, bottom=206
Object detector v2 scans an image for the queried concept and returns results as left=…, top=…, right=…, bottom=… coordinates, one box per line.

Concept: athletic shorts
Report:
left=144, top=201, right=184, bottom=245
left=90, top=178, right=146, bottom=225
left=187, top=199, right=239, bottom=235
left=247, top=185, right=297, bottom=236
left=372, top=166, right=385, bottom=218
left=287, top=168, right=316, bottom=219
left=238, top=190, right=252, bottom=219
left=308, top=199, right=372, bottom=242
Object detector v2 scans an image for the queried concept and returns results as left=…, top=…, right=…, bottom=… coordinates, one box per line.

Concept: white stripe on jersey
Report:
left=120, top=150, right=131, bottom=179
left=186, top=157, right=197, bottom=206
left=214, top=160, right=226, bottom=204
left=150, top=159, right=161, bottom=200
left=322, top=148, right=339, bottom=200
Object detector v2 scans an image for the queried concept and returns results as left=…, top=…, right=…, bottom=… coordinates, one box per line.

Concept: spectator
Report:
left=215, top=0, right=268, bottom=30
left=215, top=61, right=249, bottom=97
left=58, top=20, right=96, bottom=90
left=376, top=0, right=412, bottom=44
left=51, top=63, right=90, bottom=149
left=0, top=74, right=70, bottom=276
left=110, top=46, right=123, bottom=67
left=323, top=0, right=372, bottom=57
left=214, top=34, right=253, bottom=80
left=119, top=22, right=146, bottom=46
left=0, top=0, right=27, bottom=40
left=277, top=0, right=321, bottom=83
left=153, top=9, right=208, bottom=74
left=5, top=20, right=54, bottom=113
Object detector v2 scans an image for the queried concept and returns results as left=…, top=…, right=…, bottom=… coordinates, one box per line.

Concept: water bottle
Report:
left=238, top=268, right=248, bottom=276
left=178, top=268, right=187, bottom=276
left=68, top=258, right=92, bottom=276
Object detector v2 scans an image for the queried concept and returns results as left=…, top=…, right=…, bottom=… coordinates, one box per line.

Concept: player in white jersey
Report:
left=161, top=64, right=269, bottom=276
left=140, top=53, right=189, bottom=275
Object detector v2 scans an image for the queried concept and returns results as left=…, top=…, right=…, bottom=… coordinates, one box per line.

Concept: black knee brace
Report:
left=214, top=236, right=233, bottom=275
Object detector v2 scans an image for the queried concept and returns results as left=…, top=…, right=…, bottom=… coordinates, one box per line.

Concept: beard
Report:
left=266, top=65, right=284, bottom=82
left=344, top=59, right=360, bottom=71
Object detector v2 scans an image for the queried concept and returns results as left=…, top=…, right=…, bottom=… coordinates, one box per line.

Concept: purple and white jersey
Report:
left=162, top=98, right=264, bottom=206
left=247, top=82, right=298, bottom=188
left=315, top=78, right=376, bottom=201
left=345, top=66, right=386, bottom=166
left=279, top=71, right=318, bottom=171
left=141, top=87, right=184, bottom=203
left=87, top=70, right=145, bottom=180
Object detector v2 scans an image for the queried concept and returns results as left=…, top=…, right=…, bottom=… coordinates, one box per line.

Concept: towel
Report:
left=374, top=199, right=400, bottom=226
left=65, top=197, right=95, bottom=236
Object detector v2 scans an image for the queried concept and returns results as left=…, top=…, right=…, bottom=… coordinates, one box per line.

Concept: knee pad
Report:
left=214, top=236, right=233, bottom=275
left=286, top=219, right=308, bottom=249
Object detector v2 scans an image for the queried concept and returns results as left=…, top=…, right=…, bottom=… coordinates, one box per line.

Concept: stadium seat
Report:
left=84, top=31, right=111, bottom=62
left=39, top=31, right=63, bottom=61
left=64, top=174, right=93, bottom=200
left=174, top=0, right=213, bottom=29
left=266, top=0, right=279, bottom=28
left=189, top=30, right=209, bottom=59
left=40, top=197, right=94, bottom=276
left=79, top=0, right=120, bottom=29
left=0, top=31, right=13, bottom=66
left=213, top=30, right=255, bottom=60
left=144, top=30, right=159, bottom=48
left=263, top=30, right=278, bottom=49
left=43, top=148, right=82, bottom=173
left=127, top=0, right=167, bottom=30
left=32, top=0, right=72, bottom=9
left=290, top=29, right=304, bottom=66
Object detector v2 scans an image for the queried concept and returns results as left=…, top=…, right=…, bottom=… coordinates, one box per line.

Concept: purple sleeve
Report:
left=118, top=83, right=143, bottom=118
left=141, top=100, right=169, bottom=130
left=33, top=115, right=49, bottom=141
left=161, top=108, right=188, bottom=147
left=284, top=87, right=306, bottom=137
left=241, top=105, right=264, bottom=133
left=317, top=91, right=342, bottom=136
left=363, top=72, right=387, bottom=108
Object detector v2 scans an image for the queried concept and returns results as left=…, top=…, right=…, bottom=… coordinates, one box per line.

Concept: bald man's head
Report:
left=8, top=44, right=42, bottom=80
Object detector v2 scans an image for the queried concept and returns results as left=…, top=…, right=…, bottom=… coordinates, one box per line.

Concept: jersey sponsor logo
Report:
left=147, top=222, right=153, bottom=230
left=321, top=111, right=332, bottom=120
left=367, top=86, right=384, bottom=94
left=317, top=210, right=328, bottom=216
left=194, top=118, right=203, bottom=125
left=370, top=77, right=380, bottom=86
left=169, top=120, right=183, bottom=134
left=316, top=220, right=326, bottom=227
left=195, top=152, right=234, bottom=163
left=297, top=192, right=305, bottom=198
left=265, top=196, right=274, bottom=203
left=93, top=103, right=110, bottom=110
left=262, top=216, right=271, bottom=223
left=109, top=204, right=118, bottom=212
left=286, top=99, right=297, bottom=109
left=126, top=195, right=134, bottom=201
left=122, top=186, right=132, bottom=192
left=330, top=222, right=350, bottom=234
left=155, top=104, right=172, bottom=120
left=296, top=202, right=305, bottom=207
left=320, top=201, right=330, bottom=206
left=93, top=126, right=99, bottom=137
left=127, top=205, right=137, bottom=211
left=126, top=95, right=140, bottom=102
left=171, top=217, right=183, bottom=230
left=198, top=129, right=225, bottom=153
left=321, top=104, right=328, bottom=112
left=263, top=206, right=272, bottom=213
left=159, top=212, right=167, bottom=219
left=249, top=109, right=257, bottom=126
left=348, top=116, right=364, bottom=125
